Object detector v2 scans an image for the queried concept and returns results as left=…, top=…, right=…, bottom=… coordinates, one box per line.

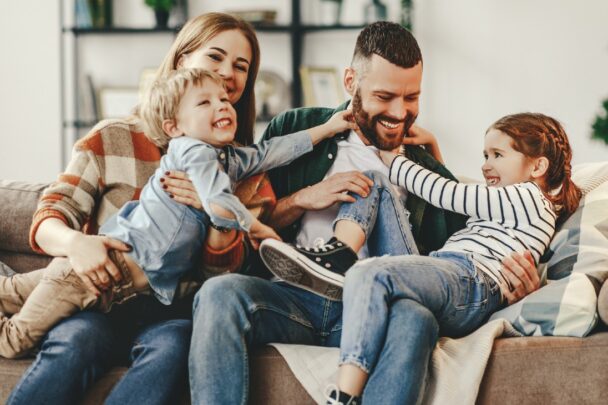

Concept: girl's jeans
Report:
left=334, top=170, right=419, bottom=257
left=341, top=251, right=504, bottom=404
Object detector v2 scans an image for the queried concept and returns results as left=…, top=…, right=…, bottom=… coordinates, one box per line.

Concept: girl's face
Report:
left=174, top=80, right=237, bottom=148
left=179, top=30, right=252, bottom=105
left=482, top=129, right=537, bottom=187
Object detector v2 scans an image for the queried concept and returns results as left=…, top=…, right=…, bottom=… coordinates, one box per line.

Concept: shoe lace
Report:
left=324, top=384, right=343, bottom=405
left=298, top=237, right=335, bottom=253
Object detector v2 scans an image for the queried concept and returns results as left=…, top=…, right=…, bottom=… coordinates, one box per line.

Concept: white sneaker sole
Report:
left=259, top=239, right=344, bottom=301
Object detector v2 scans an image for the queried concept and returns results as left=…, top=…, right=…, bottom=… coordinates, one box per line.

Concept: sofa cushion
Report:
left=0, top=181, right=47, bottom=255
left=491, top=162, right=608, bottom=336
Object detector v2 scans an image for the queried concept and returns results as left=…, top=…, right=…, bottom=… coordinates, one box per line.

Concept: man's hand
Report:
left=501, top=250, right=541, bottom=305
left=66, top=233, right=131, bottom=296
left=248, top=220, right=281, bottom=250
left=294, top=171, right=374, bottom=211
left=160, top=171, right=203, bottom=210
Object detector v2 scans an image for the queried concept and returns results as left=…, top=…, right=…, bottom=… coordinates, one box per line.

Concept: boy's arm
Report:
left=228, top=131, right=313, bottom=181
left=181, top=144, right=254, bottom=232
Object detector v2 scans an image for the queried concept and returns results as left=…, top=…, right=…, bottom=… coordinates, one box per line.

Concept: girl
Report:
left=7, top=13, right=261, bottom=404
left=313, top=112, right=579, bottom=404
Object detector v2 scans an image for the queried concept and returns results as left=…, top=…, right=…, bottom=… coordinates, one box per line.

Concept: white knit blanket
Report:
left=270, top=319, right=521, bottom=404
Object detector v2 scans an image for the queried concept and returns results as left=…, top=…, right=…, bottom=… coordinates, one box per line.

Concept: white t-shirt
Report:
left=295, top=131, right=405, bottom=258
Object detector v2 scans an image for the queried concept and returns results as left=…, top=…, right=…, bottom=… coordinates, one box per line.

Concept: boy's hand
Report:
left=308, top=111, right=356, bottom=145
left=323, top=110, right=356, bottom=137
left=248, top=220, right=281, bottom=250
left=379, top=150, right=398, bottom=167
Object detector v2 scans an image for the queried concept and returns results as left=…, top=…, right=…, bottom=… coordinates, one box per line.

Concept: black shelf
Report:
left=64, top=26, right=181, bottom=35
left=63, top=120, right=97, bottom=129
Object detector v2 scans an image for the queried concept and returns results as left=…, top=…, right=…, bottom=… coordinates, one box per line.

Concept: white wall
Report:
left=1, top=0, right=607, bottom=182
left=415, top=0, right=608, bottom=180
left=0, top=1, right=61, bottom=182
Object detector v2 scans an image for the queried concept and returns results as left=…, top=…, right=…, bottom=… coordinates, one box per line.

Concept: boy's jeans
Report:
left=341, top=251, right=504, bottom=404
left=335, top=170, right=419, bottom=257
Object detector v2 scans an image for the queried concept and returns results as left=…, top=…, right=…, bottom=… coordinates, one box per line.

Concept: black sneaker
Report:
left=259, top=237, right=357, bottom=301
left=325, top=385, right=360, bottom=405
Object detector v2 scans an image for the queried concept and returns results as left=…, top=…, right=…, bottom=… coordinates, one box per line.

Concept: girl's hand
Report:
left=402, top=125, right=437, bottom=146
left=160, top=171, right=204, bottom=210
left=248, top=220, right=281, bottom=250
left=66, top=233, right=130, bottom=296
left=379, top=150, right=398, bottom=167
left=403, top=125, right=445, bottom=164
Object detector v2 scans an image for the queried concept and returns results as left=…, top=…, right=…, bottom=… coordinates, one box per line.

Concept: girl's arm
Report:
left=384, top=154, right=549, bottom=227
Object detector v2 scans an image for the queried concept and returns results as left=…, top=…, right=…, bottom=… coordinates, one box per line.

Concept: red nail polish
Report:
left=165, top=171, right=170, bottom=176
left=162, top=184, right=168, bottom=189
left=160, top=177, right=165, bottom=183
left=169, top=194, right=174, bottom=198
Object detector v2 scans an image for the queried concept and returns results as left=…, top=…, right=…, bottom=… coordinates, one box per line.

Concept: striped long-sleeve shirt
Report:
left=389, top=155, right=556, bottom=291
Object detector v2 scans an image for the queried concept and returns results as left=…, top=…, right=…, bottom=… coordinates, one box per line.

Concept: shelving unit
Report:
left=60, top=0, right=364, bottom=165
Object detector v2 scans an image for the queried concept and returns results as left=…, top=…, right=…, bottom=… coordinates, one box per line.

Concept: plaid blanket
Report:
left=490, top=162, right=608, bottom=336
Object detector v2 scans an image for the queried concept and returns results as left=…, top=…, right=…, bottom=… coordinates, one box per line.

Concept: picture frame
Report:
left=300, top=66, right=344, bottom=107
left=97, top=87, right=140, bottom=119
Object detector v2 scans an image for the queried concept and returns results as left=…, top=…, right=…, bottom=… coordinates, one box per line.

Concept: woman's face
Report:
left=179, top=29, right=252, bottom=105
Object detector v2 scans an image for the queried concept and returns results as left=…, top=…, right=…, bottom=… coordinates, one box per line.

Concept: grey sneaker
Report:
left=259, top=237, right=357, bottom=301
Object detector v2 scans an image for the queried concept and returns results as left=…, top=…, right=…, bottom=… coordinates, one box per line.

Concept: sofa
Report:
left=0, top=179, right=607, bottom=405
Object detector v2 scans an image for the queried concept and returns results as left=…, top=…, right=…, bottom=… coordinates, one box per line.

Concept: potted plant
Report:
left=592, top=98, right=608, bottom=146
left=144, top=0, right=174, bottom=28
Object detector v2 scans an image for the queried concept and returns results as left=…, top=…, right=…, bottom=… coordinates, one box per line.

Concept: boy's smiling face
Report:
left=174, top=80, right=237, bottom=147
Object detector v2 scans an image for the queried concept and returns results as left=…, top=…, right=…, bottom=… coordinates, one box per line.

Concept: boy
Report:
left=0, top=68, right=354, bottom=358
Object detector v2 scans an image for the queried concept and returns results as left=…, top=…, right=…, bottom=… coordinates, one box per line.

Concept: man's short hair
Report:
left=351, top=21, right=422, bottom=77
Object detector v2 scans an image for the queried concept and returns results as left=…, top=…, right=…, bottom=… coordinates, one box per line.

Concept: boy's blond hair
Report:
left=140, top=68, right=226, bottom=149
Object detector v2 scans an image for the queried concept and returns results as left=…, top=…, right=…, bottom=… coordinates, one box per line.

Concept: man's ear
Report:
left=344, top=67, right=356, bottom=96
left=531, top=156, right=549, bottom=179
left=162, top=119, right=183, bottom=138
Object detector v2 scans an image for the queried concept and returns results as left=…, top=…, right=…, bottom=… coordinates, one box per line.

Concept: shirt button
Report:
left=240, top=220, right=246, bottom=226
left=219, top=152, right=226, bottom=159
left=328, top=153, right=334, bottom=159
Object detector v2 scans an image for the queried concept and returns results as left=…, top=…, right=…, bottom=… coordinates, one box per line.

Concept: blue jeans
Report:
left=189, top=275, right=342, bottom=405
left=341, top=251, right=504, bottom=404
left=8, top=296, right=192, bottom=405
left=335, top=170, right=418, bottom=257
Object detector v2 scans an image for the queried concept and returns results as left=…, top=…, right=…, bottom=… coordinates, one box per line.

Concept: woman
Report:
left=8, top=13, right=260, bottom=405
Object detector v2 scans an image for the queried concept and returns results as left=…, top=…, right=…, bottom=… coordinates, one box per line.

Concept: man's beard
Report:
left=351, top=88, right=417, bottom=150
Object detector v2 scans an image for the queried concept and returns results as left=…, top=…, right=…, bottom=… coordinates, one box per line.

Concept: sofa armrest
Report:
left=599, top=281, right=608, bottom=326
left=0, top=180, right=48, bottom=254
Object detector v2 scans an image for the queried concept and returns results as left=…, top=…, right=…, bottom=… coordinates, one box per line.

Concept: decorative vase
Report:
left=319, top=1, right=342, bottom=26
left=154, top=9, right=170, bottom=28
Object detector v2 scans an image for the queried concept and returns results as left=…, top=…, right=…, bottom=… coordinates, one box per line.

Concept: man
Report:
left=188, top=22, right=538, bottom=404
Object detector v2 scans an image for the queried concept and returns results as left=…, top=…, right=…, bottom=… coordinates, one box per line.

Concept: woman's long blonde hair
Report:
left=152, top=12, right=260, bottom=146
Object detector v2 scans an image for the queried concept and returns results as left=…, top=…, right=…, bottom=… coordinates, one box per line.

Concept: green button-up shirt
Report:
left=260, top=101, right=467, bottom=254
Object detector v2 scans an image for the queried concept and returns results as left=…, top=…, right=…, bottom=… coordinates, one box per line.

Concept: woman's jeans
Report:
left=341, top=251, right=504, bottom=404
left=7, top=294, right=192, bottom=405
left=335, top=170, right=419, bottom=257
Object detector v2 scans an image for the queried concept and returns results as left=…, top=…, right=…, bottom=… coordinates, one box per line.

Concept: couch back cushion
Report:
left=0, top=180, right=48, bottom=255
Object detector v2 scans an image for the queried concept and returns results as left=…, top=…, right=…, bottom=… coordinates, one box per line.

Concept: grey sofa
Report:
left=1, top=180, right=607, bottom=405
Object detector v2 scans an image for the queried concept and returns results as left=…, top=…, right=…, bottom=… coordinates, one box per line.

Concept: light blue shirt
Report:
left=100, top=131, right=312, bottom=304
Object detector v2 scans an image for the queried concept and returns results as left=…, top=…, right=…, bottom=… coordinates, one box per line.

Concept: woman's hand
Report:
left=294, top=171, right=374, bottom=211
left=160, top=171, right=204, bottom=210
left=501, top=250, right=541, bottom=304
left=248, top=220, right=281, bottom=250
left=66, top=233, right=130, bottom=296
